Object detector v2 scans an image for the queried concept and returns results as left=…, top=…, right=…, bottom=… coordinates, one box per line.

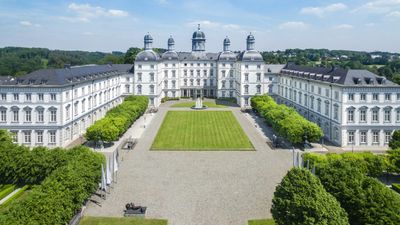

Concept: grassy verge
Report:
left=248, top=219, right=275, bottom=225
left=79, top=217, right=168, bottom=225
left=151, top=111, right=254, bottom=151
left=0, top=184, right=17, bottom=200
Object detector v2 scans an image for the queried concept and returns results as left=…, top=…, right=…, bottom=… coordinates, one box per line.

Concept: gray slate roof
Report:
left=0, top=64, right=133, bottom=87
left=282, top=63, right=397, bottom=86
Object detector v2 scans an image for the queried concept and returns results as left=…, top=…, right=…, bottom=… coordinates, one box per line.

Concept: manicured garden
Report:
left=79, top=217, right=167, bottom=225
left=251, top=94, right=323, bottom=145
left=0, top=130, right=104, bottom=224
left=171, top=101, right=227, bottom=108
left=151, top=111, right=254, bottom=150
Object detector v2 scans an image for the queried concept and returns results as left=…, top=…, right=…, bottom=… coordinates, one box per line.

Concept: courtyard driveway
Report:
left=84, top=102, right=293, bottom=225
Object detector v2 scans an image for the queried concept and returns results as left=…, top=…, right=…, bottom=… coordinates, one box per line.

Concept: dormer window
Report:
left=353, top=77, right=361, bottom=84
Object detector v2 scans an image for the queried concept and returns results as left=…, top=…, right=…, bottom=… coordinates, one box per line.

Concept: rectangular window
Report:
left=325, top=102, right=329, bottom=116
left=37, top=111, right=44, bottom=122
left=348, top=93, right=354, bottom=101
left=49, top=131, right=56, bottom=144
left=13, top=93, right=19, bottom=101
left=245, top=74, right=249, bottom=81
left=164, top=70, right=168, bottom=78
left=360, top=93, right=366, bottom=101
left=385, top=131, right=391, bottom=144
left=137, top=73, right=142, bottom=81
left=50, top=93, right=56, bottom=101
left=360, top=110, right=366, bottom=122
left=150, top=73, right=154, bottom=82
left=360, top=131, right=367, bottom=144
left=25, top=93, right=31, bottom=102
left=230, top=70, right=233, bottom=77
left=24, top=131, right=31, bottom=143
left=317, top=100, right=321, bottom=113
left=50, top=111, right=57, bottom=122
left=334, top=91, right=339, bottom=99
left=0, top=110, right=6, bottom=122
left=1, top=93, right=6, bottom=101
left=334, top=105, right=339, bottom=120
left=256, top=86, right=261, bottom=94
left=385, top=93, right=391, bottom=101
left=373, top=131, right=379, bottom=144
left=25, top=110, right=31, bottom=122
left=325, top=89, right=329, bottom=97
left=13, top=110, right=19, bottom=122
left=397, top=110, right=400, bottom=122
left=244, top=85, right=249, bottom=94
left=36, top=131, right=43, bottom=143
left=384, top=110, right=391, bottom=122
left=348, top=110, right=354, bottom=123
left=257, top=73, right=261, bottom=82
left=222, top=70, right=226, bottom=77
left=372, top=110, right=379, bottom=122
left=373, top=93, right=379, bottom=101
left=348, top=131, right=354, bottom=144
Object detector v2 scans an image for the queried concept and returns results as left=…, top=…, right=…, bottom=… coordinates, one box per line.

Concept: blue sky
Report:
left=0, top=0, right=399, bottom=53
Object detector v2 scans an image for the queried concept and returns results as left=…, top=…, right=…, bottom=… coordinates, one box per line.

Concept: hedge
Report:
left=0, top=185, right=29, bottom=206
left=271, top=168, right=349, bottom=225
left=316, top=159, right=400, bottom=225
left=1, top=146, right=104, bottom=225
left=251, top=95, right=323, bottom=144
left=393, top=183, right=400, bottom=194
left=161, top=97, right=180, bottom=103
left=302, top=152, right=387, bottom=177
left=85, top=95, right=148, bottom=142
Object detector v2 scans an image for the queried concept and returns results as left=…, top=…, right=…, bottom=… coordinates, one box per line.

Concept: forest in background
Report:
left=0, top=46, right=399, bottom=84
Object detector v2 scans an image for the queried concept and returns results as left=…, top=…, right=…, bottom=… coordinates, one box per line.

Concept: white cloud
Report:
left=186, top=20, right=241, bottom=30
left=354, top=0, right=400, bottom=13
left=386, top=11, right=400, bottom=18
left=20, top=20, right=41, bottom=27
left=64, top=3, right=129, bottom=22
left=332, top=24, right=354, bottom=29
left=301, top=3, right=347, bottom=17
left=20, top=21, right=32, bottom=26
left=279, top=21, right=308, bottom=30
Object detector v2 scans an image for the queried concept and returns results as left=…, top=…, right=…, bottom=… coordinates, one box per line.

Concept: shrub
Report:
left=302, top=152, right=386, bottom=177
left=317, top=159, right=400, bottom=225
left=161, top=97, right=180, bottom=103
left=389, top=130, right=400, bottom=149
left=393, top=183, right=400, bottom=194
left=387, top=148, right=400, bottom=173
left=251, top=95, right=323, bottom=145
left=85, top=95, right=148, bottom=142
left=271, top=168, right=349, bottom=225
left=2, top=146, right=104, bottom=225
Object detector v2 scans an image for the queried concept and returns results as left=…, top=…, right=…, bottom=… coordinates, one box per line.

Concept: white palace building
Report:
left=0, top=25, right=399, bottom=148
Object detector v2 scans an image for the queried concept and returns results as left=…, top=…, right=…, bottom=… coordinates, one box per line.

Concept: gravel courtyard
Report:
left=84, top=102, right=293, bottom=225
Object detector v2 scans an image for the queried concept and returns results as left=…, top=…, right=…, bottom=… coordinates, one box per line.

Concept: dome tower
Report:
left=144, top=33, right=153, bottom=50
left=167, top=36, right=175, bottom=51
left=192, top=24, right=206, bottom=52
left=223, top=36, right=230, bottom=52
left=246, top=33, right=255, bottom=51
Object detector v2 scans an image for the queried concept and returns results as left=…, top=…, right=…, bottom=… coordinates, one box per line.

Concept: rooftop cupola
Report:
left=246, top=33, right=255, bottom=51
left=144, top=33, right=153, bottom=50
left=223, top=36, right=231, bottom=51
left=192, top=24, right=206, bottom=52
left=167, top=35, right=175, bottom=51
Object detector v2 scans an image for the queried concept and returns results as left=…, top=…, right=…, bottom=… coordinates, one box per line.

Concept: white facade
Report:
left=0, top=64, right=131, bottom=147
left=133, top=28, right=276, bottom=108
left=275, top=64, right=400, bottom=148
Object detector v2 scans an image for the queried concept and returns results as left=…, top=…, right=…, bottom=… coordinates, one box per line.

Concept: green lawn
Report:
left=248, top=219, right=276, bottom=225
left=171, top=101, right=227, bottom=108
left=79, top=217, right=167, bottom=225
left=151, top=111, right=254, bottom=151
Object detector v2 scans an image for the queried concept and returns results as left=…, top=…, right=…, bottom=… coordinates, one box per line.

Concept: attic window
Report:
left=268, top=68, right=271, bottom=72
left=365, top=77, right=373, bottom=84
left=40, top=79, right=48, bottom=84
left=16, top=79, right=23, bottom=84
left=353, top=77, right=361, bottom=84
left=28, top=79, right=35, bottom=84
left=376, top=77, right=386, bottom=84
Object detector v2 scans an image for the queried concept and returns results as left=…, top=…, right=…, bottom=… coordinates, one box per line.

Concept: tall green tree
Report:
left=272, top=168, right=349, bottom=225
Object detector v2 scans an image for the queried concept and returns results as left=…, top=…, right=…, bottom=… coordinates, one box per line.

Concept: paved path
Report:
left=84, top=101, right=293, bottom=225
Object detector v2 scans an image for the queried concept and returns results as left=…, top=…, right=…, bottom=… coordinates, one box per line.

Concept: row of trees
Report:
left=85, top=96, right=148, bottom=143
left=0, top=47, right=125, bottom=76
left=272, top=152, right=400, bottom=225
left=0, top=131, right=104, bottom=224
left=251, top=95, right=323, bottom=145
